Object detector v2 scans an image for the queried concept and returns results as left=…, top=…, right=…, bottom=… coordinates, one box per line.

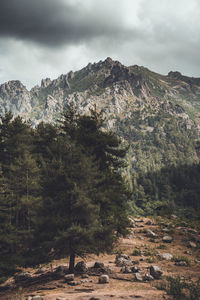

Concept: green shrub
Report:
left=132, top=248, right=142, bottom=256
left=156, top=276, right=200, bottom=300
left=172, top=255, right=191, bottom=266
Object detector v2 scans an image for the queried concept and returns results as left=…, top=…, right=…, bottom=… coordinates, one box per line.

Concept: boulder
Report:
left=149, top=265, right=163, bottom=279
left=93, top=261, right=104, bottom=269
left=98, top=274, right=109, bottom=284
left=162, top=235, right=173, bottom=243
left=115, top=253, right=132, bottom=267
left=75, top=261, right=88, bottom=273
left=158, top=253, right=173, bottom=260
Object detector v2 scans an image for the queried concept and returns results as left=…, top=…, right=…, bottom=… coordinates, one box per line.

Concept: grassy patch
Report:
left=172, top=255, right=191, bottom=266
left=156, top=276, right=200, bottom=300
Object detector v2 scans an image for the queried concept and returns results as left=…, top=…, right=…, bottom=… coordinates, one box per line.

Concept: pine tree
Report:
left=36, top=136, right=103, bottom=272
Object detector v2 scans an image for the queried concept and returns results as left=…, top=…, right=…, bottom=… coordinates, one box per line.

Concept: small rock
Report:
left=158, top=253, right=173, bottom=260
left=81, top=278, right=93, bottom=283
left=171, top=214, right=178, bottom=220
left=82, top=274, right=89, bottom=278
left=31, top=297, right=44, bottom=300
left=129, top=217, right=136, bottom=228
left=131, top=266, right=140, bottom=273
left=163, top=235, right=173, bottom=243
left=146, top=229, right=157, bottom=238
left=94, top=261, right=104, bottom=268
left=64, top=274, right=74, bottom=282
left=175, top=261, right=187, bottom=266
left=75, top=261, right=88, bottom=273
left=134, top=218, right=143, bottom=223
left=120, top=266, right=132, bottom=273
left=132, top=260, right=140, bottom=265
left=67, top=281, right=81, bottom=286
left=55, top=265, right=68, bottom=275
left=56, top=297, right=68, bottom=300
left=146, top=220, right=154, bottom=225
left=35, top=268, right=46, bottom=274
left=149, top=265, right=163, bottom=279
left=188, top=229, right=198, bottom=234
left=138, top=236, right=144, bottom=240
left=143, top=273, right=154, bottom=281
left=188, top=241, right=197, bottom=248
left=134, top=273, right=143, bottom=282
left=98, top=274, right=109, bottom=284
left=195, top=260, right=200, bottom=264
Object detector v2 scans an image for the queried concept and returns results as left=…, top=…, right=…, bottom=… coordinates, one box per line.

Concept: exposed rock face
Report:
left=1, top=57, right=200, bottom=174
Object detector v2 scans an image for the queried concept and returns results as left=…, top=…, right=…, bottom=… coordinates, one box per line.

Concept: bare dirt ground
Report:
left=1, top=217, right=200, bottom=300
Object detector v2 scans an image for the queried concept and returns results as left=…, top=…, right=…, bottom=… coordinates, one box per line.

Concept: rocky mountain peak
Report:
left=41, top=78, right=51, bottom=88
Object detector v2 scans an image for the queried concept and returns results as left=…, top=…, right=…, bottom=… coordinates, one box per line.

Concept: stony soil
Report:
left=1, top=216, right=200, bottom=300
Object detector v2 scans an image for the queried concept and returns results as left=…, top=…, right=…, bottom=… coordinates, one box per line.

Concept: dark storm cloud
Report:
left=0, top=0, right=135, bottom=46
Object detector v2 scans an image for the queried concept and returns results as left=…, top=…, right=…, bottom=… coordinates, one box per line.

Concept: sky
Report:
left=0, top=0, right=200, bottom=90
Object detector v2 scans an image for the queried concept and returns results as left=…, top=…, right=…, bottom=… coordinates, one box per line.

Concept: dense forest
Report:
left=0, top=109, right=130, bottom=282
left=1, top=108, right=200, bottom=282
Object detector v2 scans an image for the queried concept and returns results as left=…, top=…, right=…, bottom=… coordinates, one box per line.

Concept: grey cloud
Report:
left=0, top=0, right=136, bottom=46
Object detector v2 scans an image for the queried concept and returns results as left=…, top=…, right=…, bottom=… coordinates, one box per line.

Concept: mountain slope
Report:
left=0, top=57, right=200, bottom=176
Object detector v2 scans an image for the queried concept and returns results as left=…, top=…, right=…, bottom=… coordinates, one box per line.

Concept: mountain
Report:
left=1, top=57, right=200, bottom=177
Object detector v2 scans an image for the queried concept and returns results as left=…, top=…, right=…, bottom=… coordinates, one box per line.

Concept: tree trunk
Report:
left=69, top=252, right=75, bottom=273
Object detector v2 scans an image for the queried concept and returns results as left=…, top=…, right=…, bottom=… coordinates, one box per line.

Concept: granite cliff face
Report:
left=1, top=57, right=200, bottom=172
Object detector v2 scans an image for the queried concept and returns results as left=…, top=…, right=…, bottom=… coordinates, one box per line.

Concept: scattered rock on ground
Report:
left=94, top=261, right=104, bottom=268
left=149, top=265, right=163, bottom=279
left=120, top=265, right=132, bottom=273
left=162, top=235, right=173, bottom=243
left=143, top=273, right=154, bottom=282
left=115, top=253, right=132, bottom=266
left=158, top=253, right=173, bottom=260
left=129, top=216, right=136, bottom=228
left=98, top=274, right=109, bottom=284
left=188, top=241, right=197, bottom=248
left=67, top=280, right=81, bottom=286
left=175, top=261, right=188, bottom=266
left=131, top=266, right=141, bottom=273
left=146, top=220, right=154, bottom=225
left=146, top=229, right=157, bottom=238
left=134, top=273, right=143, bottom=282
left=75, top=261, right=88, bottom=273
left=64, top=274, right=75, bottom=282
